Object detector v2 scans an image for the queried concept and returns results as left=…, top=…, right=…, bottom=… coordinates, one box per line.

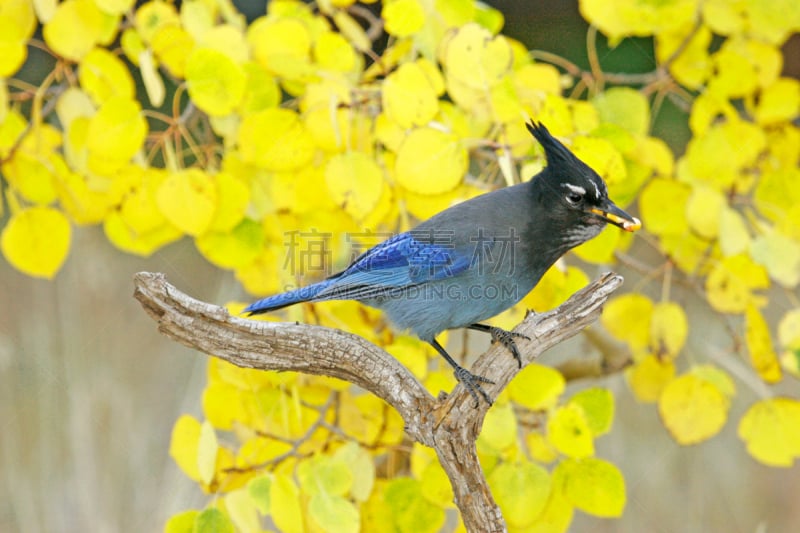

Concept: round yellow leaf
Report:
left=314, top=31, right=359, bottom=74
left=383, top=61, right=440, bottom=128
left=569, top=388, right=614, bottom=437
left=592, top=87, right=650, bottom=136
left=169, top=414, right=202, bottom=482
left=308, top=494, right=360, bottom=533
left=156, top=168, right=218, bottom=236
left=151, top=24, right=194, bottom=78
left=547, top=404, right=595, bottom=458
left=1, top=207, right=71, bottom=279
left=719, top=206, right=751, bottom=257
left=86, top=96, right=147, bottom=175
left=778, top=308, right=800, bottom=350
left=443, top=23, right=512, bottom=89
left=508, top=363, right=565, bottom=410
left=744, top=304, right=782, bottom=383
left=395, top=127, right=467, bottom=195
left=382, top=0, right=426, bottom=37
left=238, top=108, right=315, bottom=171
left=478, top=402, right=518, bottom=453
left=43, top=0, right=119, bottom=61
left=658, top=373, right=728, bottom=445
left=79, top=47, right=135, bottom=104
left=625, top=354, right=676, bottom=403
left=197, top=420, right=218, bottom=485
left=558, top=457, right=626, bottom=517
left=195, top=219, right=263, bottom=269
left=638, top=178, right=691, bottom=237
left=649, top=301, right=688, bottom=358
left=686, top=184, right=725, bottom=240
left=488, top=462, right=551, bottom=528
left=247, top=16, right=313, bottom=80
left=738, top=398, right=800, bottom=467
left=270, top=474, right=304, bottom=533
left=705, top=254, right=770, bottom=314
left=601, top=293, right=654, bottom=349
left=186, top=47, right=246, bottom=116
left=135, top=0, right=179, bottom=43
left=751, top=232, right=800, bottom=288
left=325, top=151, right=385, bottom=220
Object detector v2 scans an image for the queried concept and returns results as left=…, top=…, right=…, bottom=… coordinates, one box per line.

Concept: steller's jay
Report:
left=245, top=121, right=641, bottom=405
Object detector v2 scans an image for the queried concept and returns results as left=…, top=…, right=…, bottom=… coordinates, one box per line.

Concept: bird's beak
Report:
left=587, top=202, right=641, bottom=232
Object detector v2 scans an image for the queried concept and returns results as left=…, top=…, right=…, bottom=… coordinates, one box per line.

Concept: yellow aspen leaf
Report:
left=247, top=16, right=314, bottom=81
left=298, top=455, right=353, bottom=497
left=557, top=457, right=625, bottom=518
left=778, top=309, right=800, bottom=351
left=270, top=474, right=304, bottom=533
left=601, top=293, right=653, bottom=350
left=738, top=398, right=800, bottom=467
left=508, top=362, right=565, bottom=410
left=170, top=414, right=203, bottom=482
left=185, top=47, right=246, bottom=116
left=442, top=23, right=512, bottom=89
left=79, top=47, right=135, bottom=104
left=156, top=168, right=218, bottom=236
left=686, top=184, right=725, bottom=240
left=314, top=31, right=360, bottom=74
left=1, top=207, right=71, bottom=279
left=478, top=402, right=518, bottom=453
left=569, top=388, right=614, bottom=437
left=195, top=219, right=264, bottom=269
left=164, top=509, right=199, bottom=533
left=86, top=96, right=147, bottom=175
left=547, top=404, right=594, bottom=458
left=134, top=0, right=179, bottom=43
left=719, top=206, right=751, bottom=257
left=225, top=488, right=260, bottom=533
left=525, top=432, right=559, bottom=464
left=592, top=87, right=649, bottom=136
left=247, top=475, right=271, bottom=514
left=383, top=61, right=440, bottom=128
left=333, top=442, right=375, bottom=502
left=308, top=494, right=360, bottom=533
left=2, top=149, right=58, bottom=205
left=526, top=485, right=574, bottom=533
left=686, top=120, right=767, bottom=191
left=649, top=301, right=688, bottom=358
left=395, top=127, right=467, bottom=194
left=658, top=373, right=728, bottom=445
left=656, top=25, right=712, bottom=90
left=202, top=383, right=247, bottom=431
left=420, top=461, right=454, bottom=508
left=239, top=62, right=280, bottom=114
left=688, top=91, right=738, bottom=137
left=207, top=172, right=249, bottom=232
left=43, top=0, right=119, bottom=61
left=745, top=304, right=782, bottom=383
left=488, top=462, right=551, bottom=528
left=625, top=353, right=676, bottom=403
left=194, top=508, right=234, bottom=533
left=150, top=24, right=194, bottom=78
left=753, top=78, right=800, bottom=125
left=304, top=107, right=354, bottom=153
left=474, top=2, right=504, bottom=33
left=104, top=211, right=182, bottom=256
left=238, top=108, right=315, bottom=171
left=56, top=88, right=95, bottom=133
left=384, top=478, right=445, bottom=533
left=325, top=151, right=385, bottom=220
left=690, top=364, right=736, bottom=398
left=755, top=166, right=800, bottom=224
left=382, top=0, right=425, bottom=37
left=120, top=28, right=145, bottom=66
left=197, top=420, right=219, bottom=486
left=751, top=232, right=800, bottom=288
left=638, top=178, right=691, bottom=237
left=705, top=254, right=769, bottom=314
left=0, top=0, right=35, bottom=76
left=709, top=39, right=781, bottom=98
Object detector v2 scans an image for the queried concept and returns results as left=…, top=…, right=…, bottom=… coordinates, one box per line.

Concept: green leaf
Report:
left=488, top=461, right=551, bottom=528
left=193, top=508, right=234, bottom=533
left=557, top=458, right=626, bottom=517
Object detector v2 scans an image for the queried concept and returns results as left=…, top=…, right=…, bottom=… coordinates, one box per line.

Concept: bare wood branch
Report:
left=133, top=271, right=623, bottom=532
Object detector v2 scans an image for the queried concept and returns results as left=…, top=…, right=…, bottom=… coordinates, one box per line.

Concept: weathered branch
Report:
left=133, top=271, right=623, bottom=532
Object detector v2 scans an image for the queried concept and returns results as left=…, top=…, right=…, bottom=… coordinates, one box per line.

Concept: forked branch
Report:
left=133, top=271, right=623, bottom=532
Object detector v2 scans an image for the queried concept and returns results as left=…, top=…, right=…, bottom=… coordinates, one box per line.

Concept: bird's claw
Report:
left=487, top=326, right=529, bottom=368
left=454, top=366, right=494, bottom=407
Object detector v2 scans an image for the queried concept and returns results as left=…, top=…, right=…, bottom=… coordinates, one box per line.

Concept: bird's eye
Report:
left=565, top=192, right=583, bottom=205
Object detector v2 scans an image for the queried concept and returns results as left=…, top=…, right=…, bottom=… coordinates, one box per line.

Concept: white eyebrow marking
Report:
left=592, top=181, right=601, bottom=198
left=562, top=183, right=586, bottom=196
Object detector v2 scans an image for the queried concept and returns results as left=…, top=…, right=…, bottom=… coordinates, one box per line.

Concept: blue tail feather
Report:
left=243, top=279, right=334, bottom=315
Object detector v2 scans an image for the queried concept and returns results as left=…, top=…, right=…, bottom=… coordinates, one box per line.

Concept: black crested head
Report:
left=525, top=120, right=641, bottom=237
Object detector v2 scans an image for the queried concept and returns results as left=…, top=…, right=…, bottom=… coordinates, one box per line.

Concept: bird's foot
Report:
left=454, top=366, right=494, bottom=407
left=486, top=327, right=529, bottom=368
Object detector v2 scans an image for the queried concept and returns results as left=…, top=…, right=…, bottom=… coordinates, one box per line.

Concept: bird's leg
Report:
left=467, top=323, right=530, bottom=369
left=429, top=339, right=494, bottom=407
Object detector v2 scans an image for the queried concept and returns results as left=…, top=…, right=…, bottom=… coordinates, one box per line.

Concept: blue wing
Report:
left=244, top=231, right=472, bottom=314
left=314, top=231, right=471, bottom=301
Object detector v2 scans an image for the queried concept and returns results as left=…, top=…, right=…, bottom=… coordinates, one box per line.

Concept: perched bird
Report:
left=245, top=121, right=641, bottom=404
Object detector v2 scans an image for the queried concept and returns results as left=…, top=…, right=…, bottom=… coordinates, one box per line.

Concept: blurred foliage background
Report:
left=1, top=0, right=799, bottom=531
